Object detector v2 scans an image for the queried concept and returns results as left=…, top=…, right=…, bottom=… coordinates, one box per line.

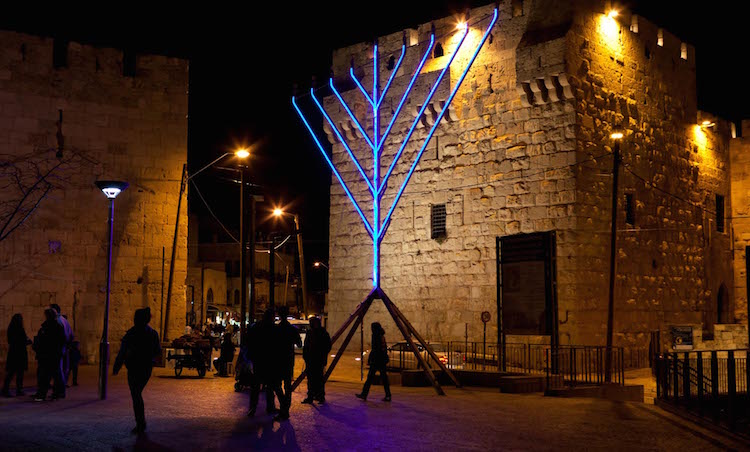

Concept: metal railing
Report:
left=656, top=350, right=750, bottom=431
left=388, top=341, right=628, bottom=387
left=546, top=345, right=625, bottom=386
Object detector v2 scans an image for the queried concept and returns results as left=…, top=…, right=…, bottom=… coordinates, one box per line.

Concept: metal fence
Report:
left=387, top=341, right=629, bottom=387
left=656, top=350, right=750, bottom=431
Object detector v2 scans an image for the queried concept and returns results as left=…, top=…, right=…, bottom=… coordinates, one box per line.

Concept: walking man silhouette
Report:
left=113, top=307, right=161, bottom=434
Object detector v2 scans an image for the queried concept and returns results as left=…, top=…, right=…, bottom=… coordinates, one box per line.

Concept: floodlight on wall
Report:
left=610, top=131, right=624, bottom=140
left=95, top=180, right=129, bottom=199
left=607, top=9, right=619, bottom=18
left=701, top=120, right=716, bottom=129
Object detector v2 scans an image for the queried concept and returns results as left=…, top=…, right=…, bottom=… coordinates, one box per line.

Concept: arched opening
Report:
left=206, top=288, right=214, bottom=303
left=717, top=284, right=730, bottom=324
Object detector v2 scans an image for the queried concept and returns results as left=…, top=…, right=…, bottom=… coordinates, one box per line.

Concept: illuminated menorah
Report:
left=291, top=8, right=498, bottom=394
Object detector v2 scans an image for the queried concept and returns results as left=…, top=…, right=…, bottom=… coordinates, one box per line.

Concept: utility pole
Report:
left=239, top=165, right=247, bottom=341
left=293, top=214, right=308, bottom=315
left=605, top=132, right=623, bottom=382
left=270, top=235, right=276, bottom=310
left=249, top=195, right=256, bottom=325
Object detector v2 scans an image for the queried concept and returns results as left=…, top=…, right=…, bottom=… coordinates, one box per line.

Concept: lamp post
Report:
left=189, top=149, right=251, bottom=339
left=605, top=131, right=623, bottom=383
left=234, top=149, right=253, bottom=341
left=273, top=208, right=309, bottom=316
left=94, top=180, right=128, bottom=401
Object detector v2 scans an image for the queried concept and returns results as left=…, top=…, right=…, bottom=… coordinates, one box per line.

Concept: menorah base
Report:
left=291, top=287, right=461, bottom=395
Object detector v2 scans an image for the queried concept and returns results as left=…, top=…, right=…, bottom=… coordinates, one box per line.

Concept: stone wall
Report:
left=730, top=120, right=750, bottom=326
left=0, top=31, right=189, bottom=362
left=320, top=0, right=734, bottom=353
left=564, top=5, right=733, bottom=352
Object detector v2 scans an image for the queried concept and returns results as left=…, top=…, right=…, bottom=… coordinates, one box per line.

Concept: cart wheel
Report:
left=197, top=366, right=206, bottom=378
left=175, top=365, right=183, bottom=377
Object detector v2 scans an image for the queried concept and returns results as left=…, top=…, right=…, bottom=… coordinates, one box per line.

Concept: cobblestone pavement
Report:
left=0, top=362, right=747, bottom=451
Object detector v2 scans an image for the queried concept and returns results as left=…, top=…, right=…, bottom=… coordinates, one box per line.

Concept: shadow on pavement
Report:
left=226, top=418, right=301, bottom=451
left=112, top=433, right=176, bottom=452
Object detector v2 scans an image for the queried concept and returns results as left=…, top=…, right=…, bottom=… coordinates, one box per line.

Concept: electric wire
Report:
left=189, top=178, right=240, bottom=243
left=622, top=163, right=717, bottom=216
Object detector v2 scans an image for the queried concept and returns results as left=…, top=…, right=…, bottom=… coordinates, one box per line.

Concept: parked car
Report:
left=386, top=342, right=463, bottom=370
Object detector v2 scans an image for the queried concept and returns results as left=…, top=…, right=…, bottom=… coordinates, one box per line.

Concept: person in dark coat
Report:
left=33, top=308, right=65, bottom=401
left=247, top=309, right=279, bottom=417
left=301, top=316, right=331, bottom=404
left=113, top=307, right=161, bottom=434
left=67, top=340, right=81, bottom=386
left=2, top=314, right=32, bottom=397
left=270, top=306, right=302, bottom=421
left=356, top=322, right=391, bottom=402
left=213, top=332, right=236, bottom=377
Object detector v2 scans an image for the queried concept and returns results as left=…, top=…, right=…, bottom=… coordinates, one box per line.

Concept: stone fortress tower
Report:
left=322, top=0, right=741, bottom=356
left=0, top=30, right=189, bottom=362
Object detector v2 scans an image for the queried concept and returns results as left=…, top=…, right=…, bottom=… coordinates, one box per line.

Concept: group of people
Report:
left=239, top=306, right=392, bottom=421
left=242, top=305, right=310, bottom=421
left=2, top=303, right=394, bottom=434
left=2, top=305, right=81, bottom=400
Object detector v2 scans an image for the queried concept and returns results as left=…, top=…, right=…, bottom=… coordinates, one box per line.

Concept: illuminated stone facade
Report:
left=0, top=31, right=189, bottom=362
left=324, top=0, right=737, bottom=354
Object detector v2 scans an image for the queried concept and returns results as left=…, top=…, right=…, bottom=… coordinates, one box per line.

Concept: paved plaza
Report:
left=0, top=361, right=747, bottom=451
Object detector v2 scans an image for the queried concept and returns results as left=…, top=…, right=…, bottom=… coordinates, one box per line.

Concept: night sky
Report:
left=2, top=1, right=749, bottom=271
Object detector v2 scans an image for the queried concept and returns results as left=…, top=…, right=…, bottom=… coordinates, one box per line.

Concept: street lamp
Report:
left=188, top=149, right=252, bottom=340
left=605, top=130, right=623, bottom=383
left=94, top=180, right=128, bottom=400
left=272, top=208, right=308, bottom=316
left=313, top=261, right=328, bottom=269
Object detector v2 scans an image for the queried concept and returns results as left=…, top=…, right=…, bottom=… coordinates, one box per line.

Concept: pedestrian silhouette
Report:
left=356, top=322, right=391, bottom=402
left=301, top=316, right=331, bottom=404
left=213, top=332, right=235, bottom=377
left=2, top=313, right=32, bottom=397
left=271, top=306, right=302, bottom=421
left=67, top=340, right=81, bottom=386
left=113, top=307, right=161, bottom=434
left=33, top=308, right=65, bottom=401
left=49, top=304, right=73, bottom=398
left=247, top=309, right=279, bottom=417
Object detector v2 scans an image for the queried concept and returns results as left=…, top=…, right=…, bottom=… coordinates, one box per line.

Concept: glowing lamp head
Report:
left=235, top=149, right=250, bottom=159
left=313, top=262, right=320, bottom=267
left=607, top=9, right=619, bottom=18
left=456, top=21, right=467, bottom=31
left=610, top=131, right=624, bottom=140
left=95, top=180, right=129, bottom=199
left=273, top=208, right=284, bottom=217
left=701, top=120, right=715, bottom=129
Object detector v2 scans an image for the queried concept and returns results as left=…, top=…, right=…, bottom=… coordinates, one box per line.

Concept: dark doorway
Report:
left=498, top=231, right=557, bottom=342
left=717, top=283, right=729, bottom=324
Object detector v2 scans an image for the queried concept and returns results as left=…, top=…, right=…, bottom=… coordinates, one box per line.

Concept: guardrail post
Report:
left=728, top=350, right=736, bottom=430
left=620, top=348, right=625, bottom=385
left=696, top=351, right=703, bottom=417
left=683, top=352, right=690, bottom=403
left=673, top=352, right=679, bottom=403
left=711, top=350, right=719, bottom=422
left=570, top=347, right=575, bottom=386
